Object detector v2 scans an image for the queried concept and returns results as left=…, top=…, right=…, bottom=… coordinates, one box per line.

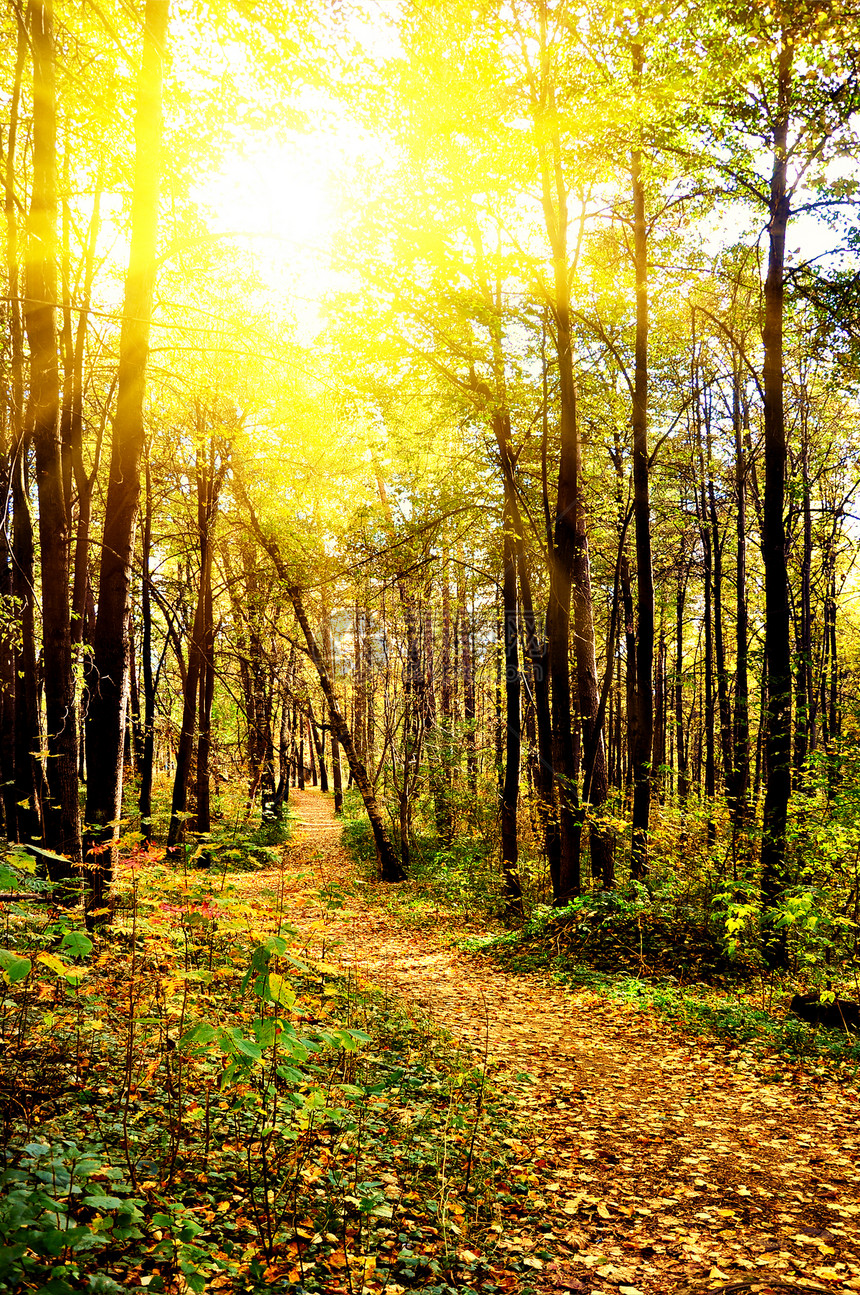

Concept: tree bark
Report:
left=26, top=0, right=79, bottom=872
left=85, top=0, right=168, bottom=906
left=629, top=123, right=654, bottom=879
left=730, top=359, right=750, bottom=846
left=167, top=437, right=225, bottom=848
left=500, top=489, right=524, bottom=918
left=760, top=40, right=793, bottom=967
left=675, top=546, right=689, bottom=803
left=3, top=13, right=41, bottom=844
left=139, top=447, right=155, bottom=839
left=288, top=584, right=404, bottom=879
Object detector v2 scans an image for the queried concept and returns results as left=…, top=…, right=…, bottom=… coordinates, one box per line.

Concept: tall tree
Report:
left=628, top=40, right=655, bottom=880
left=85, top=0, right=169, bottom=905
left=26, top=0, right=80, bottom=870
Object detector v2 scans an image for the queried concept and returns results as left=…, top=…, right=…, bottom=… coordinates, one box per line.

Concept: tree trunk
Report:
left=287, top=584, right=403, bottom=879
left=621, top=552, right=636, bottom=799
left=675, top=549, right=689, bottom=803
left=168, top=437, right=224, bottom=848
left=629, top=126, right=654, bottom=879
left=3, top=14, right=41, bottom=844
left=194, top=492, right=216, bottom=838
left=532, top=43, right=608, bottom=895
left=85, top=0, right=168, bottom=907
left=760, top=40, right=793, bottom=967
left=309, top=700, right=329, bottom=792
left=458, top=548, right=478, bottom=796
left=26, top=0, right=79, bottom=872
left=730, top=360, right=750, bottom=846
left=697, top=424, right=716, bottom=846
left=794, top=397, right=813, bottom=779
left=500, top=489, right=524, bottom=918
left=139, top=448, right=155, bottom=839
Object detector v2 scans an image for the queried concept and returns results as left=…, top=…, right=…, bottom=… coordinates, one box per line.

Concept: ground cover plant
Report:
left=0, top=827, right=528, bottom=1295
left=340, top=785, right=860, bottom=1080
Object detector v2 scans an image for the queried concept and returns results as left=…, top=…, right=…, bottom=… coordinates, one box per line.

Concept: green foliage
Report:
left=0, top=829, right=518, bottom=1291
left=341, top=784, right=525, bottom=921
left=0, top=1141, right=141, bottom=1294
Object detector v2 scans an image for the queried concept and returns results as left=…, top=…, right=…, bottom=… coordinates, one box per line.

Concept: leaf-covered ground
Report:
left=252, top=790, right=860, bottom=1295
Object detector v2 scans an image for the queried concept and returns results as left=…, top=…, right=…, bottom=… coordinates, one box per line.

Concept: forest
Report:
left=2, top=0, right=860, bottom=1291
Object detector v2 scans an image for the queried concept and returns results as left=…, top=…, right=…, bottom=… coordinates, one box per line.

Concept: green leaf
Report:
left=60, top=931, right=93, bottom=959
left=83, top=1193, right=125, bottom=1211
left=179, top=1021, right=217, bottom=1048
left=0, top=949, right=31, bottom=984
left=276, top=1064, right=306, bottom=1084
left=216, top=1027, right=261, bottom=1062
left=87, top=1274, right=125, bottom=1294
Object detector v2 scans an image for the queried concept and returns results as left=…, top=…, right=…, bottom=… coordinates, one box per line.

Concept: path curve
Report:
left=253, top=789, right=860, bottom=1295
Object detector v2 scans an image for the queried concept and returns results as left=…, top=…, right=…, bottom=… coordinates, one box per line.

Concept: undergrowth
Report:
left=339, top=794, right=860, bottom=1077
left=464, top=901, right=860, bottom=1077
left=0, top=830, right=522, bottom=1294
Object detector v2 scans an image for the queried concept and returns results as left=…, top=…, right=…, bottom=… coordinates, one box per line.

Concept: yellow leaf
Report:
left=813, top=1268, right=842, bottom=1281
left=37, top=952, right=69, bottom=977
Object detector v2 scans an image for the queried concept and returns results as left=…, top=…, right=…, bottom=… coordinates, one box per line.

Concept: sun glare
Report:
left=193, top=135, right=335, bottom=327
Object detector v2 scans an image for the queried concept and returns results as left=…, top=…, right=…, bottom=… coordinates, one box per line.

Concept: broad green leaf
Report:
left=60, top=931, right=94, bottom=959
left=178, top=1021, right=216, bottom=1047
left=83, top=1193, right=125, bottom=1211
left=0, top=949, right=31, bottom=984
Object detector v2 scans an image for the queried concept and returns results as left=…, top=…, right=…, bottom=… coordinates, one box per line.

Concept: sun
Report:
left=192, top=131, right=336, bottom=329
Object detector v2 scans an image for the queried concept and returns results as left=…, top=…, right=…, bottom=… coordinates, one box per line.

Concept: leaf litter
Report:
left=247, top=789, right=860, bottom=1295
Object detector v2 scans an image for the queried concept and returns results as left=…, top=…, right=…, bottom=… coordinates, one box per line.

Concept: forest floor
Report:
left=248, top=789, right=860, bottom=1295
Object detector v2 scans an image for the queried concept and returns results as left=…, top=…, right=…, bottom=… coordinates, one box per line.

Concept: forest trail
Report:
left=252, top=789, right=860, bottom=1295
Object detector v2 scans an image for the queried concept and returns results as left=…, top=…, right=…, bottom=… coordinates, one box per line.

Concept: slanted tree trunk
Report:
left=286, top=583, right=404, bottom=879
left=26, top=0, right=79, bottom=873
left=85, top=0, right=168, bottom=908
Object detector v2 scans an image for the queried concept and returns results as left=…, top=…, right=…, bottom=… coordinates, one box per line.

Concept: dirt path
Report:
left=256, top=789, right=860, bottom=1295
